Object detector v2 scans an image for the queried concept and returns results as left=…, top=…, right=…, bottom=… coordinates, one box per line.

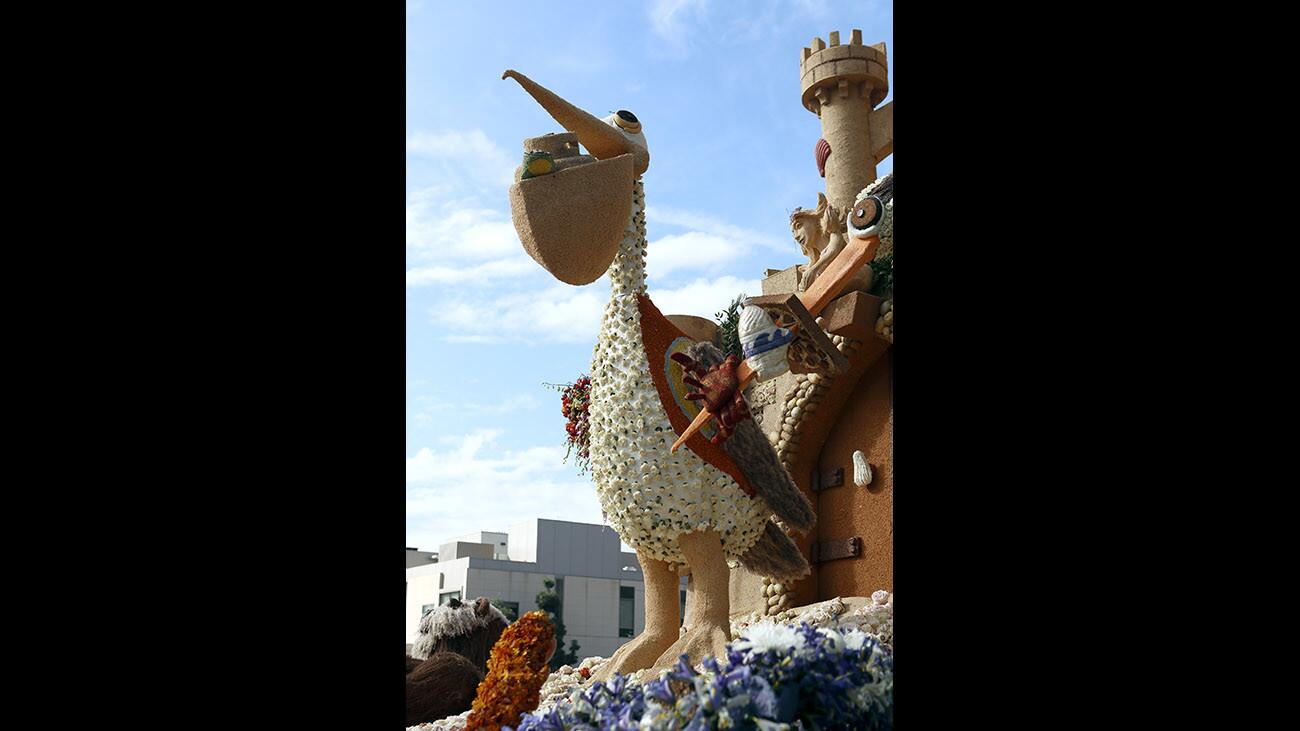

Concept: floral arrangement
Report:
left=545, top=376, right=591, bottom=474
left=714, top=294, right=746, bottom=361
left=464, top=611, right=557, bottom=731
left=505, top=623, right=892, bottom=730
left=580, top=183, right=769, bottom=567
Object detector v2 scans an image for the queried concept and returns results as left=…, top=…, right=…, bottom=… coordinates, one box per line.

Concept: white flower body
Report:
left=586, top=181, right=769, bottom=565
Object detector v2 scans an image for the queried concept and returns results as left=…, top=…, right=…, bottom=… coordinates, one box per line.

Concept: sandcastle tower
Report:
left=800, top=30, right=892, bottom=214
left=727, top=32, right=894, bottom=624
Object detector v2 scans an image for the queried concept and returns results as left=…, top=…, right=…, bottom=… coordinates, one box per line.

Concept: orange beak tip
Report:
left=852, top=233, right=881, bottom=257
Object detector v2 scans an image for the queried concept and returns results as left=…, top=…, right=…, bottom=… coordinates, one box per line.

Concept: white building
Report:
left=405, top=518, right=686, bottom=660
left=405, top=547, right=438, bottom=568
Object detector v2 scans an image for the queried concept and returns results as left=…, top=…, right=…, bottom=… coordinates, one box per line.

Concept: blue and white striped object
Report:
left=739, top=303, right=795, bottom=382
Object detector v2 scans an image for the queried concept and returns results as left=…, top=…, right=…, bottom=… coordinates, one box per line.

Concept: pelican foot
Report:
left=644, top=621, right=731, bottom=676
left=589, top=629, right=677, bottom=683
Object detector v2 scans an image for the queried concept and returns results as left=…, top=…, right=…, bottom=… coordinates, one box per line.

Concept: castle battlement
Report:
left=799, top=29, right=888, bottom=115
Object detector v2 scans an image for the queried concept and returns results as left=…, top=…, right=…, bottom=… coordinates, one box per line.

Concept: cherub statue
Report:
left=790, top=192, right=874, bottom=295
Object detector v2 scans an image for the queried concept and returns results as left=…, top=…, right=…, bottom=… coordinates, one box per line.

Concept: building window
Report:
left=495, top=601, right=519, bottom=621
left=619, top=586, right=635, bottom=638
left=421, top=603, right=437, bottom=617
left=440, top=590, right=461, bottom=605
left=680, top=590, right=687, bottom=626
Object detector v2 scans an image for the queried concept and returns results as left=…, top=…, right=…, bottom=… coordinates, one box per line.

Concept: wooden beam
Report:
left=670, top=235, right=880, bottom=452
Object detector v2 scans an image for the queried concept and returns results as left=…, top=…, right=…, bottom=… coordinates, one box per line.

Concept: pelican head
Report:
left=502, top=70, right=649, bottom=285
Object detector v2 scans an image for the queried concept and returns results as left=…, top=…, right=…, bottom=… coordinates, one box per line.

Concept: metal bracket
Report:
left=810, top=466, right=844, bottom=493
left=811, top=537, right=861, bottom=564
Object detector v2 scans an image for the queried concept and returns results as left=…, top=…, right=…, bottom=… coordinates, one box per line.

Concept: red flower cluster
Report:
left=548, top=376, right=591, bottom=474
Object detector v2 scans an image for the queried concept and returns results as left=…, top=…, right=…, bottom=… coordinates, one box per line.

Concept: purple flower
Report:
left=508, top=623, right=892, bottom=730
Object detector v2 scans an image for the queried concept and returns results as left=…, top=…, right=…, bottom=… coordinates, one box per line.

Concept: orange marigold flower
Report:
left=464, top=611, right=556, bottom=731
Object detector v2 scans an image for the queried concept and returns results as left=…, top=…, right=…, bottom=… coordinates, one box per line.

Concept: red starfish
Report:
left=670, top=352, right=752, bottom=445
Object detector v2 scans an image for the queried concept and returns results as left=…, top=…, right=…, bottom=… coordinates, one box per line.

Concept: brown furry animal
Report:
left=412, top=596, right=510, bottom=672
left=406, top=652, right=483, bottom=726
left=406, top=596, right=512, bottom=726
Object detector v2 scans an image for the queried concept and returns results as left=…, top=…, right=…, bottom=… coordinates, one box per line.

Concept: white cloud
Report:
left=442, top=334, right=508, bottom=344
left=647, top=1, right=843, bottom=51
left=646, top=231, right=742, bottom=280
left=407, top=182, right=781, bottom=342
left=406, top=129, right=516, bottom=188
left=648, top=0, right=710, bottom=38
left=406, top=187, right=520, bottom=262
left=646, top=275, right=762, bottom=320
left=646, top=0, right=710, bottom=56
left=718, top=0, right=783, bottom=43
left=406, top=429, right=607, bottom=550
left=647, top=205, right=786, bottom=251
left=420, top=257, right=762, bottom=344
left=406, top=256, right=535, bottom=287
left=403, top=129, right=536, bottom=287
left=429, top=283, right=607, bottom=344
left=410, top=394, right=541, bottom=426
left=791, top=0, right=830, bottom=16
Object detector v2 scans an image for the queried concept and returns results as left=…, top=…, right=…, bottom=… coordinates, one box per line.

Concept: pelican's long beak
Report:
left=503, top=69, right=649, bottom=176
left=502, top=70, right=642, bottom=286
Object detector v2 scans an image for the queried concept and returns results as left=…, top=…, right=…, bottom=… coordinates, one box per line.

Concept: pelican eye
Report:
left=850, top=196, right=883, bottom=232
left=613, top=110, right=642, bottom=134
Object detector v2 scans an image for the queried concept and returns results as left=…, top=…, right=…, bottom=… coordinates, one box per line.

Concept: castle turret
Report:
left=800, top=30, right=892, bottom=214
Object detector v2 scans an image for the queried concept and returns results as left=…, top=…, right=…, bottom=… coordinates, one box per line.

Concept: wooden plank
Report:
left=799, top=234, right=880, bottom=316
left=670, top=236, right=879, bottom=452
left=746, top=293, right=849, bottom=377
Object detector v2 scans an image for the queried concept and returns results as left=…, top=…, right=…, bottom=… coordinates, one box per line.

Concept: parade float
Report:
left=410, top=28, right=894, bottom=731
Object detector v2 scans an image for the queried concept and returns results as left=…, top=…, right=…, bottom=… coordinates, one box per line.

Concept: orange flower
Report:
left=464, top=611, right=556, bottom=731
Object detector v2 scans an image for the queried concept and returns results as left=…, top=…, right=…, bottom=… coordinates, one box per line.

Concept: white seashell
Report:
left=853, top=450, right=873, bottom=486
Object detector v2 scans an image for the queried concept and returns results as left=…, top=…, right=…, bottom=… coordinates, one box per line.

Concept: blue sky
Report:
left=406, top=0, right=893, bottom=551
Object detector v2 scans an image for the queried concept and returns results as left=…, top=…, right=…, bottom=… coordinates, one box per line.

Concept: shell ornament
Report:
left=814, top=138, right=831, bottom=178
left=738, top=302, right=795, bottom=382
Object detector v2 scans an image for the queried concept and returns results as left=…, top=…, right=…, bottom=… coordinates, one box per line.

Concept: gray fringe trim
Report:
left=411, top=600, right=509, bottom=661
left=684, top=341, right=816, bottom=532
left=737, top=519, right=811, bottom=583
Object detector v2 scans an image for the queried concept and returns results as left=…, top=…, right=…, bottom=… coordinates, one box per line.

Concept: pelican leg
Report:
left=645, top=529, right=732, bottom=673
left=590, top=550, right=680, bottom=682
